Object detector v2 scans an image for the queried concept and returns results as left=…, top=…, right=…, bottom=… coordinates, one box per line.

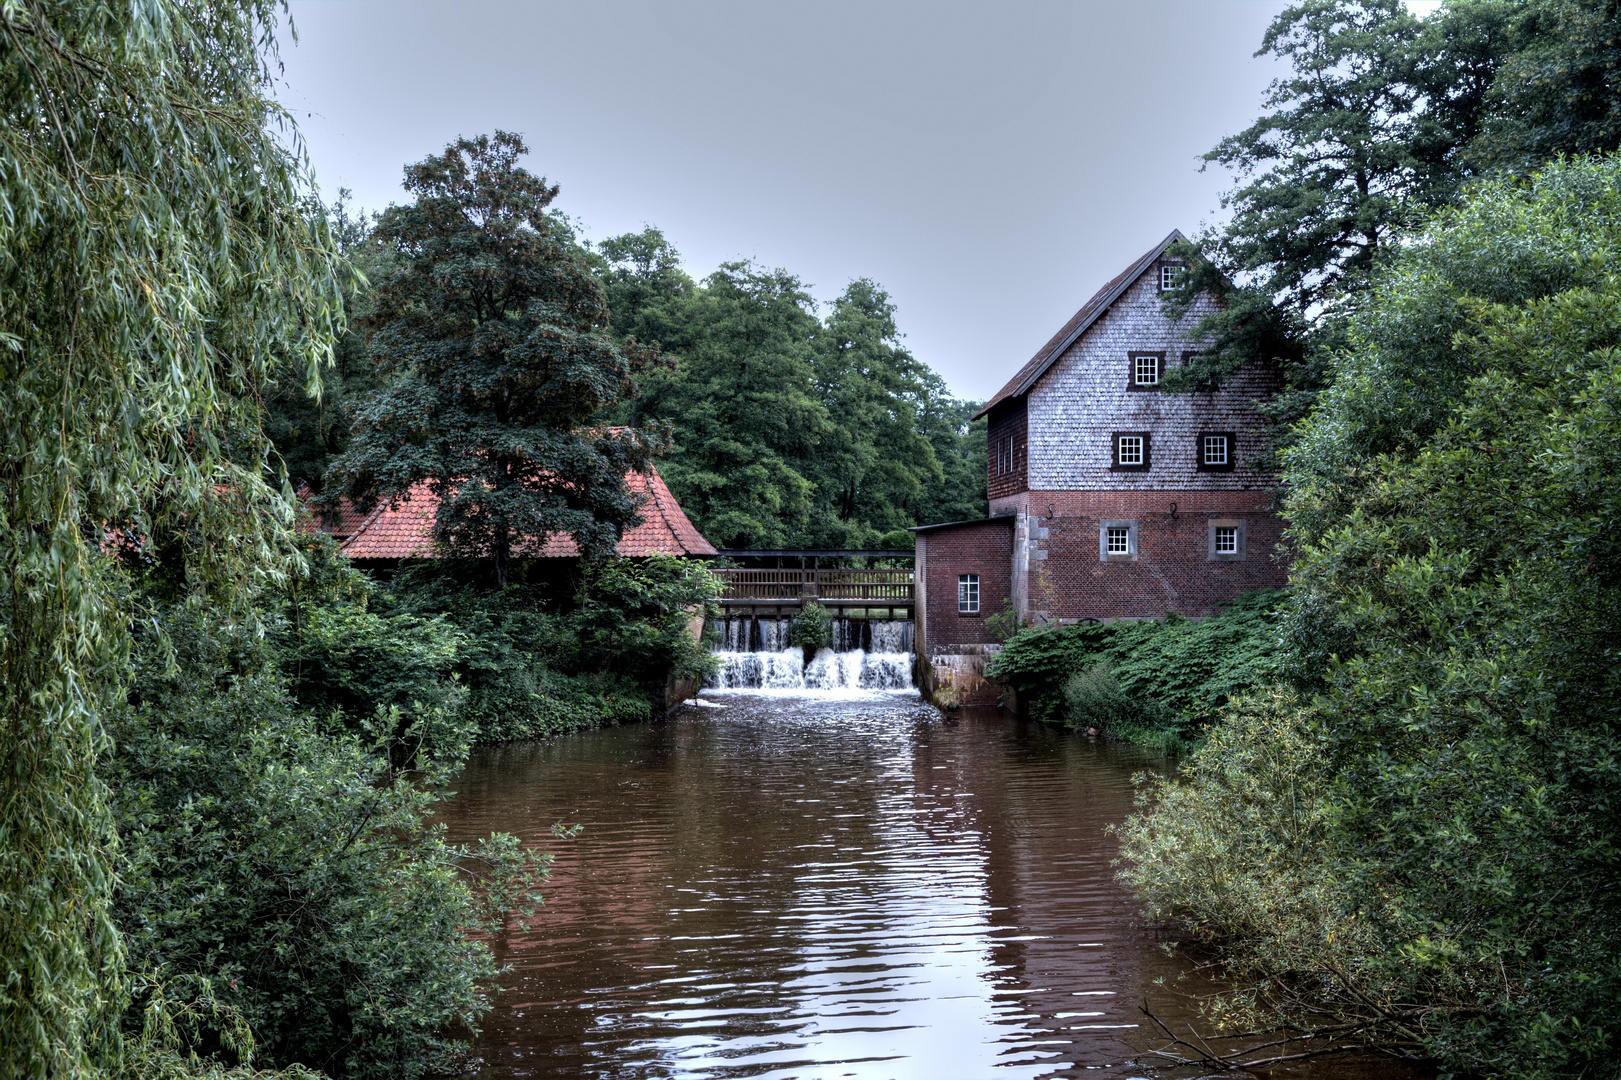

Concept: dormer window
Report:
left=1197, top=431, right=1236, bottom=472
left=1159, top=263, right=1183, bottom=291
left=1128, top=351, right=1164, bottom=390
left=1111, top=431, right=1151, bottom=471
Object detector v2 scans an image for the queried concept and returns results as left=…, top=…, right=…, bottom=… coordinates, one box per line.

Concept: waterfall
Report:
left=706, top=617, right=914, bottom=693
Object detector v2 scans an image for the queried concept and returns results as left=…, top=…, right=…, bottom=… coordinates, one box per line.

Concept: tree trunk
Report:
left=494, top=524, right=510, bottom=590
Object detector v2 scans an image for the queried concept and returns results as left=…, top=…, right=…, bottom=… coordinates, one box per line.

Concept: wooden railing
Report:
left=713, top=568, right=913, bottom=605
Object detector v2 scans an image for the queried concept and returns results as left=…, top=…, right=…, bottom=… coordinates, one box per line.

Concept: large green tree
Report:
left=1121, top=154, right=1621, bottom=1080
left=598, top=233, right=986, bottom=547
left=1164, top=0, right=1525, bottom=402
left=327, top=133, right=663, bottom=588
left=805, top=280, right=943, bottom=545
left=627, top=261, right=828, bottom=549
left=0, top=1, right=348, bottom=1074
left=1472, top=0, right=1621, bottom=171
left=265, top=191, right=397, bottom=492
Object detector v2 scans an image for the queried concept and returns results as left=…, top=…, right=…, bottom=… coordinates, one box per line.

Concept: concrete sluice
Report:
left=707, top=617, right=914, bottom=692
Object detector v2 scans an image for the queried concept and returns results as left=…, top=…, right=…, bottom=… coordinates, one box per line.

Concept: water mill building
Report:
left=912, top=230, right=1288, bottom=705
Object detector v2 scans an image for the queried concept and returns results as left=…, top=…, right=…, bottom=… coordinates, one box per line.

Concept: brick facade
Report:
left=991, top=488, right=1285, bottom=621
left=914, top=230, right=1289, bottom=697
left=913, top=518, right=1014, bottom=706
left=915, top=518, right=1014, bottom=652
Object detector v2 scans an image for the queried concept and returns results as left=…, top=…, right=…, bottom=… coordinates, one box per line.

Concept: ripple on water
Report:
left=435, top=695, right=1408, bottom=1080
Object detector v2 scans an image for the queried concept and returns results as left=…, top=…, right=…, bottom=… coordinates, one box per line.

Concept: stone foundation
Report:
left=920, top=643, right=1006, bottom=708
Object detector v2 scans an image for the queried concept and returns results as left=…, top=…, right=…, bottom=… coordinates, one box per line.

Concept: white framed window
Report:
left=1118, top=435, right=1143, bottom=465
left=958, top=574, right=980, bottom=614
left=1160, top=264, right=1182, bottom=291
left=1133, top=354, right=1160, bottom=386
left=1197, top=431, right=1236, bottom=472
left=1099, top=519, right=1137, bottom=561
left=1208, top=519, right=1247, bottom=561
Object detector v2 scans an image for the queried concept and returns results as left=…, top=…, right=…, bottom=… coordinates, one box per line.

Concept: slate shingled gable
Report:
left=974, top=229, right=1185, bottom=420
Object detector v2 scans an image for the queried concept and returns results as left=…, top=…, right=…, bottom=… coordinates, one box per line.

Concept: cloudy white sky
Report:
left=276, top=1, right=1292, bottom=400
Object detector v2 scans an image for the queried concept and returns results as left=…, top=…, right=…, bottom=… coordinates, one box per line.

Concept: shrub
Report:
left=1062, top=661, right=1166, bottom=748
left=1114, top=690, right=1402, bottom=1041
left=1124, top=157, right=1621, bottom=1077
left=987, top=589, right=1288, bottom=747
left=111, top=610, right=545, bottom=1077
left=788, top=601, right=833, bottom=652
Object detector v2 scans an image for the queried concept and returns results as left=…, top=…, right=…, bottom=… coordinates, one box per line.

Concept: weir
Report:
left=706, top=615, right=915, bottom=692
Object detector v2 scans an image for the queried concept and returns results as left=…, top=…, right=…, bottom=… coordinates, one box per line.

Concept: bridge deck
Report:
left=713, top=568, right=914, bottom=607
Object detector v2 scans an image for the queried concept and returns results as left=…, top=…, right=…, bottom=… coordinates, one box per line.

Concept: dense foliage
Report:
left=1163, top=0, right=1621, bottom=452
left=1119, top=156, right=1621, bottom=1077
left=985, top=590, right=1287, bottom=750
left=376, top=555, right=720, bottom=743
left=0, top=2, right=350, bottom=1074
left=599, top=229, right=986, bottom=547
left=325, top=132, right=665, bottom=587
left=112, top=605, right=539, bottom=1079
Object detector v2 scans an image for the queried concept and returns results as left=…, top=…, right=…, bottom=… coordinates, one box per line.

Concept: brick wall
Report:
left=1026, top=267, right=1279, bottom=493
left=917, top=519, right=1013, bottom=649
left=995, top=488, right=1287, bottom=620
left=987, top=397, right=1027, bottom=501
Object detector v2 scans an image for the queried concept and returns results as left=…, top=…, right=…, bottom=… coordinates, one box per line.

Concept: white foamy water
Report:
left=706, top=617, right=914, bottom=693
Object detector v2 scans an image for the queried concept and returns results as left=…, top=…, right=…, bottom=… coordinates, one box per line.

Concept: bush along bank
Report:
left=1114, top=157, right=1621, bottom=1078
left=983, top=589, right=1287, bottom=751
left=284, top=538, right=720, bottom=746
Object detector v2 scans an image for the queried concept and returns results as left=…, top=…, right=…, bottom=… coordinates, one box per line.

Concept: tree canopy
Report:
left=1162, top=0, right=1618, bottom=419
left=599, top=230, right=986, bottom=548
left=326, top=132, right=664, bottom=586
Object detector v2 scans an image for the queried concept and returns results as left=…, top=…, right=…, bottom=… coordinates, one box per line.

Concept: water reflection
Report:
left=437, top=694, right=1410, bottom=1078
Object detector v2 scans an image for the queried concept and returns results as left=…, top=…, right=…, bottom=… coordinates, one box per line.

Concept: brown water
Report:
left=438, top=692, right=1410, bottom=1079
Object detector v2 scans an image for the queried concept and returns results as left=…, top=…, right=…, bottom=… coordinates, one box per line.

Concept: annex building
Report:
left=912, top=230, right=1287, bottom=704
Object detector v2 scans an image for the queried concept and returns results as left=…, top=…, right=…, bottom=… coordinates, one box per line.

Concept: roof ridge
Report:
left=338, top=500, right=391, bottom=552
left=973, top=229, right=1185, bottom=419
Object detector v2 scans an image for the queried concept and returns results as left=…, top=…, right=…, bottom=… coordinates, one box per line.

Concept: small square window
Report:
left=1208, top=519, right=1246, bottom=560
left=1133, top=354, right=1159, bottom=386
left=1160, top=264, right=1182, bottom=291
left=1112, top=432, right=1150, bottom=471
left=1099, top=519, right=1137, bottom=561
left=1196, top=431, right=1236, bottom=472
left=958, top=574, right=980, bottom=614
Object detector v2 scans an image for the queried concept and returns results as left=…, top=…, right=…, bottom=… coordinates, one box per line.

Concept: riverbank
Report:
left=984, top=589, right=1287, bottom=751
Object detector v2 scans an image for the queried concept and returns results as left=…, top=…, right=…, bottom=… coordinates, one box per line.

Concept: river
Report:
left=438, top=691, right=1409, bottom=1079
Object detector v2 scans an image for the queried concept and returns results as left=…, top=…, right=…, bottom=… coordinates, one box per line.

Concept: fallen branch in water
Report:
left=1135, top=1000, right=1430, bottom=1072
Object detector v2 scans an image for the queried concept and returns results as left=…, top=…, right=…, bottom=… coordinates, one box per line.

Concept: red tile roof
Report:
left=975, top=229, right=1184, bottom=419
left=309, top=464, right=716, bottom=560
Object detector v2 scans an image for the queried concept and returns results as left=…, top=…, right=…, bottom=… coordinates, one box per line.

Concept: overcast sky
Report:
left=276, top=1, right=1292, bottom=400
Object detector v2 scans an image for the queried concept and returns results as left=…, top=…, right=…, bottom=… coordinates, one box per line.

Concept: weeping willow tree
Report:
left=0, top=3, right=346, bottom=1075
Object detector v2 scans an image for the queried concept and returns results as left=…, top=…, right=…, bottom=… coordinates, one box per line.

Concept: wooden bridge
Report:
left=711, top=550, right=914, bottom=615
